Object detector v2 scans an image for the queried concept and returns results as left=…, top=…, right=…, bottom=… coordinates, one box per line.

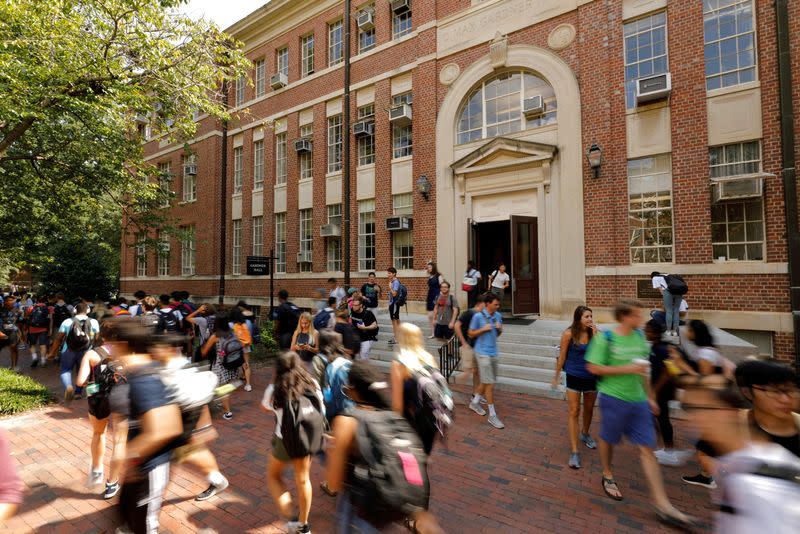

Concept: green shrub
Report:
left=251, top=320, right=279, bottom=365
left=0, top=369, right=53, bottom=415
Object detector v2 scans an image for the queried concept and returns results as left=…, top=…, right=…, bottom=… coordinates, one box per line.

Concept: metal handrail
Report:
left=437, top=335, right=461, bottom=383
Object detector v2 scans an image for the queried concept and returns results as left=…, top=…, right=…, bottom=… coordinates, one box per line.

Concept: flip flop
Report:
left=602, top=476, right=623, bottom=501
left=655, top=509, right=698, bottom=531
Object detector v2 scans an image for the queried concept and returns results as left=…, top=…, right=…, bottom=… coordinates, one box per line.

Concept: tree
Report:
left=0, top=0, right=249, bottom=268
left=38, top=237, right=118, bottom=302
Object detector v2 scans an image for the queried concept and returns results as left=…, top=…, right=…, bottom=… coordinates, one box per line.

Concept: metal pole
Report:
left=218, top=80, right=229, bottom=306
left=342, top=0, right=352, bottom=289
left=775, top=0, right=800, bottom=369
left=269, top=247, right=275, bottom=317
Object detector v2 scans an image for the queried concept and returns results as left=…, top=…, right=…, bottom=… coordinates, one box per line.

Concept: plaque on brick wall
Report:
left=247, top=256, right=270, bottom=276
left=636, top=279, right=661, bottom=300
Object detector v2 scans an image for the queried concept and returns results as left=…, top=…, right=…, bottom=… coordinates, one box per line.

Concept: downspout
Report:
left=218, top=80, right=229, bottom=305
left=775, top=0, right=800, bottom=369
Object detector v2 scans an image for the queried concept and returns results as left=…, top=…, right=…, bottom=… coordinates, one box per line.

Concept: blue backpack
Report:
left=313, top=309, right=332, bottom=331
left=395, top=282, right=408, bottom=307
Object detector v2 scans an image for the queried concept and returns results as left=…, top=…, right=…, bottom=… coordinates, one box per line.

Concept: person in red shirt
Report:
left=26, top=295, right=52, bottom=368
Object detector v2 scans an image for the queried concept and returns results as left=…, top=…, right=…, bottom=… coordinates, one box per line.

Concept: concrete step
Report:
left=372, top=326, right=560, bottom=347
left=369, top=345, right=559, bottom=370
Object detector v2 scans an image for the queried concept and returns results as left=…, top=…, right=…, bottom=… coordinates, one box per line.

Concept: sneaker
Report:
left=243, top=384, right=253, bottom=392
left=195, top=477, right=229, bottom=501
left=104, top=481, right=120, bottom=499
left=64, top=386, right=74, bottom=404
left=580, top=433, right=597, bottom=449
left=286, top=520, right=301, bottom=531
left=30, top=356, right=39, bottom=368
left=388, top=338, right=397, bottom=345
left=568, top=452, right=581, bottom=469
left=222, top=412, right=233, bottom=420
left=487, top=415, right=505, bottom=429
left=682, top=473, right=716, bottom=489
left=86, top=468, right=104, bottom=488
left=297, top=524, right=311, bottom=534
left=654, top=449, right=682, bottom=466
left=478, top=396, right=488, bottom=406
left=468, top=401, right=486, bottom=416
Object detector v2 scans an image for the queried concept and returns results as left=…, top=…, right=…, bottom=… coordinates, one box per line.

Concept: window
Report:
left=252, top=216, right=264, bottom=256
left=357, top=105, right=375, bottom=166
left=255, top=58, right=266, bottom=97
left=299, top=209, right=313, bottom=272
left=392, top=193, right=413, bottom=270
left=393, top=8, right=412, bottom=39
left=253, top=140, right=264, bottom=191
left=277, top=47, right=289, bottom=77
left=136, top=237, right=147, bottom=277
left=327, top=115, right=343, bottom=173
left=628, top=155, right=673, bottom=264
left=623, top=11, right=668, bottom=109
left=301, top=34, right=315, bottom=78
left=232, top=219, right=242, bottom=275
left=235, top=76, right=246, bottom=106
left=358, top=200, right=375, bottom=271
left=703, top=0, right=756, bottom=91
left=233, top=146, right=243, bottom=194
left=711, top=200, right=764, bottom=261
left=182, top=155, right=196, bottom=202
left=709, top=140, right=760, bottom=178
left=276, top=132, right=287, bottom=185
left=359, top=7, right=376, bottom=53
left=181, top=227, right=196, bottom=276
left=328, top=20, right=343, bottom=66
left=275, top=212, right=287, bottom=273
left=457, top=71, right=557, bottom=144
left=326, top=204, right=342, bottom=271
left=158, top=162, right=172, bottom=207
left=158, top=235, right=170, bottom=277
left=392, top=93, right=413, bottom=159
left=300, top=124, right=313, bottom=180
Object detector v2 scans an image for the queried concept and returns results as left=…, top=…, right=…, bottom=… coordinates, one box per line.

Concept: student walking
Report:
left=454, top=293, right=485, bottom=396
left=291, top=312, right=319, bottom=373
left=328, top=278, right=346, bottom=309
left=26, top=295, right=52, bottom=368
left=274, top=290, right=301, bottom=350
left=201, top=317, right=244, bottom=421
left=230, top=309, right=254, bottom=392
left=432, top=281, right=459, bottom=342
left=468, top=293, right=505, bottom=429
left=387, top=267, right=403, bottom=345
left=585, top=299, right=693, bottom=529
left=0, top=295, right=22, bottom=371
left=552, top=306, right=598, bottom=469
left=359, top=272, right=381, bottom=312
left=425, top=262, right=444, bottom=339
left=487, top=263, right=510, bottom=307
left=49, top=302, right=100, bottom=402
left=462, top=260, right=482, bottom=308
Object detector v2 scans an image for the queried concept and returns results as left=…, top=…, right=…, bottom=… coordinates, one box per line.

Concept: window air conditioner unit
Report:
left=386, top=216, right=412, bottom=231
left=391, top=0, right=411, bottom=14
left=523, top=95, right=544, bottom=118
left=297, top=251, right=313, bottom=263
left=320, top=224, right=341, bottom=237
left=389, top=104, right=412, bottom=126
left=270, top=73, right=288, bottom=90
left=352, top=120, right=375, bottom=137
left=635, top=73, right=671, bottom=105
left=183, top=164, right=197, bottom=176
left=711, top=175, right=764, bottom=203
left=357, top=9, right=375, bottom=31
left=294, top=139, right=312, bottom=153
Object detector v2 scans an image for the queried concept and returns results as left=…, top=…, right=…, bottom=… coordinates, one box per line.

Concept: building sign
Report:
left=636, top=279, right=661, bottom=300
left=246, top=256, right=270, bottom=276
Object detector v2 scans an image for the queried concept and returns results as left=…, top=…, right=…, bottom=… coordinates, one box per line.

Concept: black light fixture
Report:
left=417, top=174, right=431, bottom=200
left=586, top=143, right=603, bottom=178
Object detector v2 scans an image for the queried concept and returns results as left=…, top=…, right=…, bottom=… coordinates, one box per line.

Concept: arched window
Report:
left=457, top=70, right=557, bottom=145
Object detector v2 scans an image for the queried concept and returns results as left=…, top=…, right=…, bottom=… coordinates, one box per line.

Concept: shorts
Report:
left=0, top=332, right=18, bottom=349
left=565, top=374, right=597, bottom=393
left=434, top=324, right=453, bottom=339
left=87, top=395, right=111, bottom=420
left=476, top=354, right=498, bottom=384
left=118, top=463, right=170, bottom=534
left=460, top=345, right=475, bottom=372
left=388, top=302, right=400, bottom=321
left=425, top=300, right=436, bottom=312
left=271, top=434, right=290, bottom=462
left=28, top=331, right=49, bottom=346
left=598, top=394, right=656, bottom=448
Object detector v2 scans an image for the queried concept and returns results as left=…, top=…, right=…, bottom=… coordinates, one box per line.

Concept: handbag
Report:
left=461, top=269, right=478, bottom=292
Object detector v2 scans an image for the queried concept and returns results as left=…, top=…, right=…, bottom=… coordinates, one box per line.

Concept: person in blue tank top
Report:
left=552, top=306, right=599, bottom=469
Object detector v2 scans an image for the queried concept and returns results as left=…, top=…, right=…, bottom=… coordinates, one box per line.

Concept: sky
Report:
left=179, top=0, right=271, bottom=30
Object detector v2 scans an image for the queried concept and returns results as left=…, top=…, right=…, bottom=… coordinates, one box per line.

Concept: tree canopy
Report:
left=0, top=0, right=249, bottom=278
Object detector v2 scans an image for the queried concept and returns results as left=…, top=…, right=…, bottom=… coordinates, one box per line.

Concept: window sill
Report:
left=325, top=171, right=343, bottom=179
left=625, top=100, right=669, bottom=115
left=178, top=199, right=197, bottom=205
left=232, top=192, right=243, bottom=198
left=253, top=187, right=264, bottom=193
left=712, top=259, right=765, bottom=264
left=391, top=155, right=413, bottom=164
left=299, top=178, right=313, bottom=184
left=706, top=80, right=761, bottom=99
left=357, top=163, right=376, bottom=170
left=274, top=183, right=287, bottom=190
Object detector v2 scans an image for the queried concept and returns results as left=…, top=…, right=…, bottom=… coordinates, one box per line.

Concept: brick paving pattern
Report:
left=1, top=351, right=714, bottom=533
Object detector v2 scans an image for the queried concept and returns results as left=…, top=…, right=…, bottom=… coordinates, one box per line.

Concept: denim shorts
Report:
left=598, top=394, right=656, bottom=448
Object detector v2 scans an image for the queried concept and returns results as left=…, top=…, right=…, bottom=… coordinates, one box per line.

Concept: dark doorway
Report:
left=475, top=221, right=512, bottom=312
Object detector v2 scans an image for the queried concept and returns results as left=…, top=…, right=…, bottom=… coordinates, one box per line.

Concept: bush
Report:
left=251, top=320, right=279, bottom=365
left=0, top=369, right=53, bottom=415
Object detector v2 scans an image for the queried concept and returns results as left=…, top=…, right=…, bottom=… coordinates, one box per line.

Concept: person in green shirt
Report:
left=586, top=299, right=694, bottom=530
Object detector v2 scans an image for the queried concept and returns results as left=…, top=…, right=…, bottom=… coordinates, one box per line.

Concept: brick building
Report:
left=121, top=0, right=800, bottom=362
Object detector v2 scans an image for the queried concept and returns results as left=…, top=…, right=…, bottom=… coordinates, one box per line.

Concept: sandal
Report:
left=655, top=509, right=697, bottom=531
left=320, top=481, right=337, bottom=497
left=602, top=476, right=623, bottom=501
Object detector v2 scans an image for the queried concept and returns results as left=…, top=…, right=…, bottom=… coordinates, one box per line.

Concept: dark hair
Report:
left=115, top=319, right=153, bottom=354
left=37, top=295, right=47, bottom=304
left=179, top=291, right=190, bottom=300
left=650, top=271, right=661, bottom=279
left=328, top=277, right=336, bottom=284
left=75, top=302, right=89, bottom=315
left=318, top=330, right=345, bottom=358
left=202, top=303, right=217, bottom=316
left=229, top=308, right=246, bottom=324
left=170, top=291, right=181, bottom=301
left=236, top=300, right=249, bottom=309
left=159, top=294, right=171, bottom=305
left=613, top=299, right=643, bottom=322
left=483, top=293, right=500, bottom=305
left=467, top=260, right=475, bottom=268
left=134, top=290, right=147, bottom=300
left=645, top=319, right=666, bottom=335
left=278, top=289, right=289, bottom=300
left=327, top=296, right=337, bottom=306
left=335, top=307, right=350, bottom=320
left=387, top=267, right=397, bottom=275
left=569, top=306, right=593, bottom=344
left=272, top=351, right=318, bottom=408
left=735, top=359, right=798, bottom=389
left=427, top=262, right=439, bottom=276
left=688, top=320, right=715, bottom=348
left=347, top=360, right=391, bottom=409
left=215, top=313, right=232, bottom=334
left=475, top=293, right=486, bottom=305
left=368, top=271, right=376, bottom=277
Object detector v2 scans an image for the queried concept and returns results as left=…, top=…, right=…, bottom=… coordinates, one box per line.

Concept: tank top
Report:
left=563, top=340, right=593, bottom=380
left=427, top=275, right=440, bottom=302
left=296, top=331, right=315, bottom=363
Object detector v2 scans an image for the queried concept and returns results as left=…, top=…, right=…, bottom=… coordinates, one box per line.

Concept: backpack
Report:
left=29, top=305, right=50, bottom=328
left=217, top=334, right=245, bottom=370
left=280, top=389, right=326, bottom=458
left=395, top=282, right=408, bottom=307
left=90, top=347, right=127, bottom=397
left=137, top=313, right=161, bottom=331
left=313, top=309, right=332, bottom=331
left=156, top=308, right=182, bottom=333
left=66, top=317, right=93, bottom=351
left=351, top=410, right=430, bottom=519
left=52, top=303, right=72, bottom=330
left=161, top=362, right=218, bottom=410
left=410, top=364, right=455, bottom=441
left=664, top=274, right=688, bottom=295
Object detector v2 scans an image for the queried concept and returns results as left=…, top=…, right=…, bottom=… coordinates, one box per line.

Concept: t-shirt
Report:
left=335, top=322, right=361, bottom=355
left=275, top=301, right=300, bottom=335
left=490, top=271, right=510, bottom=289
left=465, top=268, right=481, bottom=283
left=0, top=308, right=21, bottom=334
left=652, top=276, right=667, bottom=291
left=58, top=315, right=100, bottom=353
left=693, top=346, right=722, bottom=366
left=360, top=283, right=380, bottom=308
left=261, top=383, right=324, bottom=439
left=585, top=330, right=649, bottom=402
left=458, top=310, right=477, bottom=347
left=126, top=365, right=178, bottom=473
left=350, top=309, right=378, bottom=341
left=388, top=279, right=400, bottom=305
left=26, top=304, right=51, bottom=334
left=435, top=293, right=457, bottom=325
left=469, top=310, right=502, bottom=356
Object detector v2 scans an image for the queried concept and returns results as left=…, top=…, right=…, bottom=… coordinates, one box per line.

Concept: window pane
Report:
left=704, top=0, right=757, bottom=89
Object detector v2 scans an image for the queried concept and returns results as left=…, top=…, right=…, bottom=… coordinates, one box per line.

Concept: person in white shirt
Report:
left=327, top=278, right=346, bottom=309
left=488, top=263, right=510, bottom=304
left=463, top=260, right=482, bottom=308
left=651, top=272, right=683, bottom=336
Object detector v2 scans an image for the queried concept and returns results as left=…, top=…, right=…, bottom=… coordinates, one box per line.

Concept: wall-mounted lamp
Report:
left=417, top=174, right=431, bottom=200
left=586, top=143, right=603, bottom=178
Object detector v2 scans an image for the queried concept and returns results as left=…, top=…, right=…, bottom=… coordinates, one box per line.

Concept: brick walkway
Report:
left=0, top=349, right=714, bottom=533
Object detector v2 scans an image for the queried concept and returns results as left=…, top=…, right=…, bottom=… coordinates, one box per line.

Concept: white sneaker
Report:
left=487, top=415, right=505, bottom=429
left=86, top=468, right=104, bottom=488
left=243, top=384, right=252, bottom=392
left=468, top=401, right=486, bottom=416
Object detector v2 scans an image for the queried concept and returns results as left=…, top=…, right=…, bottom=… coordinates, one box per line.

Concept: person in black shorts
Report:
left=387, top=268, right=401, bottom=344
left=273, top=290, right=300, bottom=350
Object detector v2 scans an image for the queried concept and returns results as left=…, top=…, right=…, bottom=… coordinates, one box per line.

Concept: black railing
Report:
left=437, top=335, right=461, bottom=383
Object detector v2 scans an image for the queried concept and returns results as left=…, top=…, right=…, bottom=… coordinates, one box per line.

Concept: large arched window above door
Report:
left=456, top=70, right=557, bottom=145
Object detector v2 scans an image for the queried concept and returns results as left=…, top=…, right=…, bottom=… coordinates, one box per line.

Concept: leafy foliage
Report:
left=0, top=369, right=52, bottom=415
left=38, top=236, right=118, bottom=301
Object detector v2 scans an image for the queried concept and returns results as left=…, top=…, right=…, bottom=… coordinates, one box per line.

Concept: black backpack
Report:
left=218, top=334, right=245, bottom=371
left=66, top=317, right=93, bottom=351
left=395, top=282, right=408, bottom=307
left=351, top=410, right=430, bottom=519
left=156, top=308, right=182, bottom=333
left=29, top=305, right=50, bottom=328
left=52, top=303, right=72, bottom=330
left=91, top=347, right=127, bottom=397
left=280, top=389, right=326, bottom=459
left=665, top=274, right=688, bottom=295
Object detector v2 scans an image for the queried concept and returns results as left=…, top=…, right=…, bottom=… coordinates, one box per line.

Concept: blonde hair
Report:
left=396, top=322, right=437, bottom=371
left=294, top=311, right=317, bottom=338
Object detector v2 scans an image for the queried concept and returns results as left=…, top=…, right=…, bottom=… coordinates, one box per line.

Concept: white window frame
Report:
left=299, top=124, right=313, bottom=181
left=328, top=20, right=343, bottom=66
left=357, top=105, right=375, bottom=166
left=276, top=132, right=287, bottom=185
left=252, top=216, right=264, bottom=257
left=299, top=209, right=313, bottom=272
left=181, top=227, right=196, bottom=276
left=392, top=93, right=413, bottom=159
left=358, top=199, right=376, bottom=271
left=326, top=204, right=343, bottom=272
left=136, top=238, right=147, bottom=278
left=232, top=219, right=242, bottom=275
left=359, top=25, right=376, bottom=53
left=158, top=162, right=172, bottom=207
left=703, top=0, right=757, bottom=91
left=711, top=199, right=765, bottom=262
left=157, top=235, right=170, bottom=277
left=253, top=140, right=264, bottom=191
left=392, top=8, right=412, bottom=39
left=301, top=34, right=315, bottom=78
left=255, top=58, right=266, bottom=97
left=709, top=140, right=761, bottom=179
left=392, top=193, right=413, bottom=270
left=623, top=11, right=668, bottom=109
left=182, top=155, right=197, bottom=202
left=233, top=146, right=243, bottom=194
left=275, top=213, right=287, bottom=273
left=277, top=47, right=289, bottom=77
left=327, top=115, right=343, bottom=173
left=627, top=154, right=674, bottom=264
left=235, top=76, right=246, bottom=106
